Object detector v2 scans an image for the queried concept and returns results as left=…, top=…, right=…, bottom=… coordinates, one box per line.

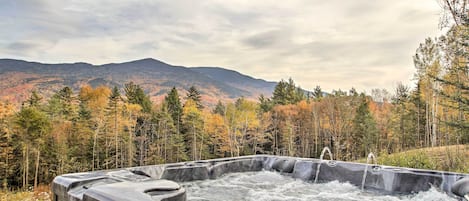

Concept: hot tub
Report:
left=51, top=155, right=469, bottom=201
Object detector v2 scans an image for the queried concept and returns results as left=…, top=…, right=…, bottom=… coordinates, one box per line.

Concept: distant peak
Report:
left=139, top=58, right=158, bottom=62
left=103, top=58, right=171, bottom=68
left=124, top=58, right=170, bottom=65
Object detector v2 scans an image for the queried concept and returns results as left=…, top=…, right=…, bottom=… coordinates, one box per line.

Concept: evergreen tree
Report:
left=391, top=83, right=420, bottom=151
left=151, top=108, right=187, bottom=163
left=286, top=78, right=297, bottom=104
left=123, top=83, right=152, bottom=166
left=258, top=95, right=272, bottom=113
left=410, top=81, right=427, bottom=147
left=295, top=87, right=306, bottom=103
left=57, top=86, right=73, bottom=117
left=313, top=85, right=323, bottom=100
left=15, top=106, right=51, bottom=189
left=0, top=128, right=13, bottom=189
left=186, top=86, right=203, bottom=109
left=272, top=78, right=305, bottom=105
left=109, top=86, right=121, bottom=107
left=47, top=87, right=74, bottom=120
left=181, top=99, right=206, bottom=160
left=25, top=91, right=43, bottom=108
left=413, top=37, right=442, bottom=147
left=124, top=82, right=152, bottom=113
left=351, top=94, right=378, bottom=159
left=0, top=102, right=14, bottom=189
left=213, top=100, right=225, bottom=115
left=66, top=90, right=94, bottom=173
left=438, top=27, right=469, bottom=137
left=164, top=87, right=183, bottom=128
left=435, top=0, right=469, bottom=142
left=108, top=86, right=122, bottom=168
left=272, top=79, right=287, bottom=105
left=78, top=100, right=92, bottom=120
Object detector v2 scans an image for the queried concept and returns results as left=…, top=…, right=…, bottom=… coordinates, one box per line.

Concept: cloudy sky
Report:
left=0, top=0, right=445, bottom=93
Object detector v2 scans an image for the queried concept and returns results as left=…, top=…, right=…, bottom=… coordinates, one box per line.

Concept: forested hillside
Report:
left=0, top=58, right=276, bottom=106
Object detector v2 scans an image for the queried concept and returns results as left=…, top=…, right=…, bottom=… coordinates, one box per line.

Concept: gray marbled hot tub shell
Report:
left=52, top=155, right=469, bottom=201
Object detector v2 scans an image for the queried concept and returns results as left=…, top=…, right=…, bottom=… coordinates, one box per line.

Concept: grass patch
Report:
left=357, top=145, right=469, bottom=173
left=0, top=191, right=33, bottom=201
left=0, top=185, right=51, bottom=201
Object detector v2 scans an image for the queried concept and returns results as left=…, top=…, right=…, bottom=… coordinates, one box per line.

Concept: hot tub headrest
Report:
left=451, top=177, right=469, bottom=198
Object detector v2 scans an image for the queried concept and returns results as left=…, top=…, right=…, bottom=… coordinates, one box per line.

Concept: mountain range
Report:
left=0, top=58, right=277, bottom=106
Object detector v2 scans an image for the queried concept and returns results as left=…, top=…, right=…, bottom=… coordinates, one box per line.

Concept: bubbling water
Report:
left=183, top=171, right=457, bottom=201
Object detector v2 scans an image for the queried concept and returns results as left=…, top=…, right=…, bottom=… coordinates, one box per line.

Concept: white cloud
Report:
left=0, top=0, right=444, bottom=93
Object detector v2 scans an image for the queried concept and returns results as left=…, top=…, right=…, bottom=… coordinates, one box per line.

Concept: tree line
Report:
left=0, top=0, right=467, bottom=191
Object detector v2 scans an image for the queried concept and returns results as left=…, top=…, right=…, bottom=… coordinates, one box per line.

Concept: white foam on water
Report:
left=182, top=171, right=459, bottom=201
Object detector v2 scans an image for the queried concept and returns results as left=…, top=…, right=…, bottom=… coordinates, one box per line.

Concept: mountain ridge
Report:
left=0, top=58, right=276, bottom=106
